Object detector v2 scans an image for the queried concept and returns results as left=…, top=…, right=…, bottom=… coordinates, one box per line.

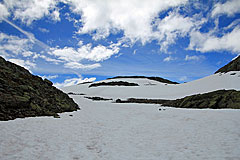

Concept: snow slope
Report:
left=1, top=72, right=240, bottom=160
left=62, top=71, right=240, bottom=100
left=1, top=97, right=240, bottom=160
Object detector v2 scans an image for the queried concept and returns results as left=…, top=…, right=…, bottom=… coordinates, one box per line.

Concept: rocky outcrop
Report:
left=115, top=90, right=240, bottom=109
left=115, top=98, right=168, bottom=104
left=215, top=56, right=240, bottom=73
left=0, top=56, right=79, bottom=121
left=162, top=90, right=240, bottom=109
left=89, top=81, right=139, bottom=88
left=84, top=96, right=113, bottom=101
left=108, top=76, right=178, bottom=84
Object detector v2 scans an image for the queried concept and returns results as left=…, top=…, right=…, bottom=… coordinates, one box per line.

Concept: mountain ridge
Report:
left=215, top=56, right=240, bottom=73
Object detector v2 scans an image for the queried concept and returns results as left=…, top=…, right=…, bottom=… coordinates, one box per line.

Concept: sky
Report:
left=0, top=0, right=240, bottom=88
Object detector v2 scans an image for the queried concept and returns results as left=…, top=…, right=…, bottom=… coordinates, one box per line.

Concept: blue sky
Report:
left=0, top=0, right=240, bottom=87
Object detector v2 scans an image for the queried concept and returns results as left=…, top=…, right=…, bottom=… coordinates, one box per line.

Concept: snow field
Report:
left=63, top=71, right=240, bottom=100
left=1, top=96, right=240, bottom=160
left=1, top=72, right=240, bottom=159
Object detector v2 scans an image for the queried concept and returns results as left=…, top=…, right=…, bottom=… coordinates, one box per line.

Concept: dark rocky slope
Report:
left=162, top=90, right=240, bottom=109
left=108, top=76, right=178, bottom=84
left=115, top=90, right=240, bottom=109
left=215, top=56, right=240, bottom=73
left=0, top=56, right=79, bottom=121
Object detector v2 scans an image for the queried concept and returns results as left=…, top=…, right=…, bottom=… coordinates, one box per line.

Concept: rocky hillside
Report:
left=0, top=56, right=79, bottom=121
left=215, top=56, right=240, bottom=73
left=162, top=90, right=240, bottom=109
left=115, top=90, right=240, bottom=109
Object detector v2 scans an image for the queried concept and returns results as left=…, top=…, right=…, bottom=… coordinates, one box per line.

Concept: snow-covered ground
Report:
left=1, top=97, right=240, bottom=160
left=1, top=72, right=240, bottom=160
left=63, top=71, right=240, bottom=100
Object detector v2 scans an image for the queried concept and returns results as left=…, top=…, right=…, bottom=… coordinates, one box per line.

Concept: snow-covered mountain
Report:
left=1, top=56, right=240, bottom=160
left=62, top=56, right=240, bottom=105
left=62, top=71, right=240, bottom=100
left=61, top=56, right=240, bottom=110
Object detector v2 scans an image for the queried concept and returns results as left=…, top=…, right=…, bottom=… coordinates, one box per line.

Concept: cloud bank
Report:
left=0, top=0, right=240, bottom=81
left=1, top=0, right=240, bottom=54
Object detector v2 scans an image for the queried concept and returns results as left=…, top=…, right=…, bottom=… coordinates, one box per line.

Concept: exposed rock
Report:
left=84, top=96, right=113, bottom=101
left=108, top=76, right=178, bottom=84
left=115, top=90, right=240, bottom=109
left=44, top=78, right=53, bottom=86
left=116, top=99, right=122, bottom=103
left=68, top=92, right=86, bottom=95
left=215, top=56, right=240, bottom=73
left=0, top=56, right=79, bottom=121
left=115, top=98, right=168, bottom=104
left=89, top=81, right=139, bottom=88
left=162, top=90, right=240, bottom=109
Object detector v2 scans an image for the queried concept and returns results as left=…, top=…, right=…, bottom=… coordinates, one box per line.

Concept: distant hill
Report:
left=215, top=56, right=240, bottom=73
left=0, top=56, right=79, bottom=121
left=108, top=76, right=178, bottom=84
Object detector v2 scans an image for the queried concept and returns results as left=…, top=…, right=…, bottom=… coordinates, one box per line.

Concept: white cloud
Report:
left=155, top=12, right=195, bottom=51
left=38, top=27, right=50, bottom=33
left=64, top=62, right=101, bottom=70
left=115, top=53, right=123, bottom=58
left=133, top=49, right=137, bottom=55
left=8, top=58, right=36, bottom=70
left=163, top=56, right=176, bottom=62
left=3, top=0, right=60, bottom=25
left=179, top=76, right=187, bottom=82
left=211, top=0, right=240, bottom=17
left=0, top=0, right=208, bottom=53
left=51, top=44, right=119, bottom=62
left=77, top=40, right=83, bottom=46
left=0, top=32, right=62, bottom=68
left=41, top=75, right=58, bottom=80
left=0, top=32, right=107, bottom=71
left=0, top=3, right=9, bottom=20
left=0, top=32, right=33, bottom=56
left=54, top=76, right=96, bottom=88
left=185, top=55, right=202, bottom=61
left=188, top=26, right=240, bottom=53
left=39, top=55, right=63, bottom=64
left=51, top=9, right=61, bottom=22
left=22, top=51, right=35, bottom=57
left=3, top=19, right=50, bottom=50
left=66, top=0, right=188, bottom=43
